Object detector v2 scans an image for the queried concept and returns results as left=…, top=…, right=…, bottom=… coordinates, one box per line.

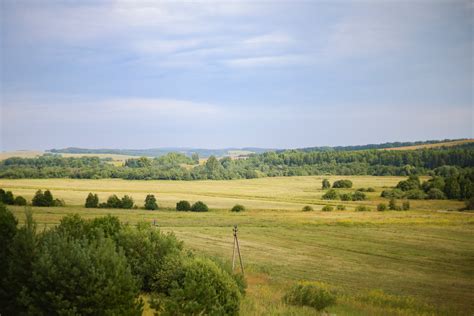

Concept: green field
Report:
left=1, top=176, right=473, bottom=315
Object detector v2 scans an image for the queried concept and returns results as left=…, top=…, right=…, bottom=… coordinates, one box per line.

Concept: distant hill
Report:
left=382, top=139, right=474, bottom=151
left=47, top=147, right=276, bottom=158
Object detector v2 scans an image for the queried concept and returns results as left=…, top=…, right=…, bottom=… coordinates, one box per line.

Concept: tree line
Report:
left=0, top=145, right=473, bottom=180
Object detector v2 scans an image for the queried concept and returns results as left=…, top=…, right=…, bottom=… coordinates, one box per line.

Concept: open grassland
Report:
left=2, top=176, right=473, bottom=315
left=384, top=139, right=474, bottom=151
left=0, top=150, right=43, bottom=160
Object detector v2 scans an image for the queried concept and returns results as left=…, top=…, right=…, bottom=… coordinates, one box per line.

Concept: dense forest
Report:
left=1, top=144, right=473, bottom=181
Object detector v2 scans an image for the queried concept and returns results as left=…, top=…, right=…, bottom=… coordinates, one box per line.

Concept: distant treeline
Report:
left=48, top=146, right=274, bottom=158
left=296, top=138, right=468, bottom=152
left=1, top=144, right=473, bottom=180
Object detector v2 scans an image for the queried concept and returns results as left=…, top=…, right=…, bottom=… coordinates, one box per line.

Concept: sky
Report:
left=1, top=0, right=473, bottom=151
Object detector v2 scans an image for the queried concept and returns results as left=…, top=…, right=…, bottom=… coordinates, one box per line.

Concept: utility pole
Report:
left=232, top=225, right=244, bottom=276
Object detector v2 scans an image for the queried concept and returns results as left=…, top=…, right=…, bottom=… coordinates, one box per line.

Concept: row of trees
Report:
left=0, top=189, right=27, bottom=206
left=1, top=145, right=473, bottom=180
left=0, top=207, right=244, bottom=315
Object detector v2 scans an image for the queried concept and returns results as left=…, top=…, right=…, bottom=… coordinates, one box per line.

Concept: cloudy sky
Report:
left=1, top=0, right=472, bottom=150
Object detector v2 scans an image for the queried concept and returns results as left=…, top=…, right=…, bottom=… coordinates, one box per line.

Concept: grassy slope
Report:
left=2, top=176, right=473, bottom=315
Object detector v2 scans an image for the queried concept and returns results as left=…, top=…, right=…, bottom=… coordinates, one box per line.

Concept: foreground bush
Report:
left=191, top=201, right=209, bottom=212
left=176, top=200, right=191, bottom=211
left=231, top=204, right=245, bottom=212
left=25, top=234, right=143, bottom=315
left=151, top=257, right=241, bottom=315
left=284, top=281, right=336, bottom=311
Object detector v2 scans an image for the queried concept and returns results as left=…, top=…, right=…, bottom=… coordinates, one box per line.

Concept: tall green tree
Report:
left=85, top=193, right=99, bottom=208
left=144, top=194, right=158, bottom=210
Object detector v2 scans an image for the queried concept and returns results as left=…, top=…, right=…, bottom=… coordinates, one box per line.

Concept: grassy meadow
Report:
left=1, top=176, right=473, bottom=315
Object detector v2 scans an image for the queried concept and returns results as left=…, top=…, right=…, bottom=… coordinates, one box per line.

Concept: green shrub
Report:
left=404, top=189, right=426, bottom=200
left=121, top=195, right=134, bottom=209
left=13, top=196, right=27, bottom=206
left=85, top=193, right=99, bottom=208
left=332, top=180, right=353, bottom=188
left=322, top=189, right=339, bottom=200
left=0, top=190, right=14, bottom=205
left=106, top=194, right=122, bottom=208
left=389, top=198, right=397, bottom=210
left=176, top=200, right=191, bottom=211
left=321, top=205, right=333, bottom=212
left=144, top=194, right=158, bottom=210
left=336, top=205, right=346, bottom=211
left=322, top=179, right=331, bottom=189
left=340, top=193, right=352, bottom=201
left=381, top=189, right=404, bottom=199
left=150, top=257, right=241, bottom=315
left=377, top=203, right=387, bottom=211
left=396, top=175, right=421, bottom=191
left=284, top=281, right=336, bottom=311
left=302, top=205, right=314, bottom=212
left=427, top=188, right=446, bottom=200
left=351, top=191, right=367, bottom=201
left=355, top=205, right=370, bottom=212
left=191, top=201, right=209, bottom=212
left=367, top=187, right=376, bottom=192
left=53, top=198, right=65, bottom=207
left=231, top=204, right=245, bottom=212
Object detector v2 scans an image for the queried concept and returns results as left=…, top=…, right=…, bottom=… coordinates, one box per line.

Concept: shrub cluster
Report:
left=32, top=189, right=64, bottom=207
left=0, top=207, right=243, bottom=315
left=176, top=200, right=209, bottom=212
left=0, top=189, right=27, bottom=206
left=323, top=189, right=366, bottom=201
left=96, top=194, right=135, bottom=209
left=284, top=281, right=336, bottom=311
left=231, top=204, right=245, bottom=212
left=332, top=179, right=353, bottom=188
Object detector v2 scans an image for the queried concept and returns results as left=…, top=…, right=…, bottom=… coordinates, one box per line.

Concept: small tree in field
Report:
left=302, top=205, right=313, bottom=212
left=231, top=204, right=245, bottom=212
left=322, top=189, right=338, bottom=200
left=32, top=190, right=47, bottom=207
left=85, top=193, right=99, bottom=208
left=14, top=196, right=27, bottom=206
left=321, top=205, right=333, bottom=212
left=121, top=195, right=134, bottom=209
left=176, top=200, right=191, bottom=211
left=322, top=179, right=331, bottom=190
left=144, top=195, right=158, bottom=210
left=191, top=201, right=209, bottom=212
left=44, top=190, right=54, bottom=207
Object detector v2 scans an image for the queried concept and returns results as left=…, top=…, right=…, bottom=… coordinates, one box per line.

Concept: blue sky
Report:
left=1, top=1, right=472, bottom=150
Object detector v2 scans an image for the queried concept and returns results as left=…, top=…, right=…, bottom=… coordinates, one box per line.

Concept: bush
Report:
left=321, top=205, right=333, bottom=212
left=231, top=204, right=245, bottom=212
left=355, top=205, right=370, bottom=212
left=351, top=191, right=367, bottom=201
left=150, top=257, right=241, bottom=315
left=85, top=193, right=99, bottom=208
left=367, top=187, right=376, bottom=192
left=336, top=205, right=346, bottom=211
left=106, top=194, right=122, bottom=208
left=332, top=180, right=353, bottom=188
left=396, top=175, right=421, bottom=191
left=427, top=188, right=446, bottom=200
left=144, top=194, right=158, bottom=210
left=389, top=198, right=401, bottom=211
left=381, top=189, right=404, bottom=199
left=377, top=203, right=387, bottom=211
left=32, top=190, right=57, bottom=207
left=53, top=198, right=65, bottom=207
left=302, top=205, right=314, bottom=212
left=176, top=200, right=191, bottom=211
left=402, top=201, right=410, bottom=211
left=322, top=179, right=331, bottom=189
left=0, top=190, right=14, bottom=205
left=284, top=281, right=336, bottom=311
left=121, top=195, right=134, bottom=209
left=404, top=189, right=426, bottom=200
left=322, top=189, right=339, bottom=200
left=191, top=201, right=209, bottom=212
left=340, top=193, right=352, bottom=201
left=14, top=196, right=27, bottom=206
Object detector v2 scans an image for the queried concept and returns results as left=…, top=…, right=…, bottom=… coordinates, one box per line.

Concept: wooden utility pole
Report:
left=232, top=225, right=244, bottom=275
